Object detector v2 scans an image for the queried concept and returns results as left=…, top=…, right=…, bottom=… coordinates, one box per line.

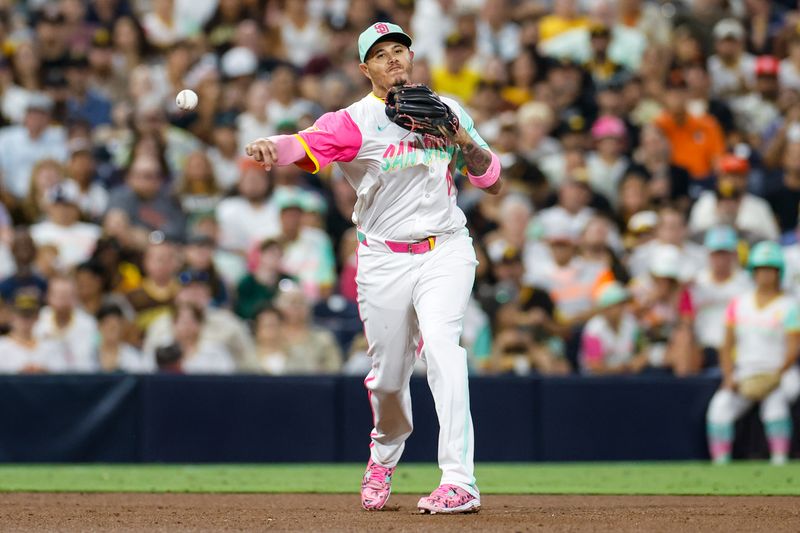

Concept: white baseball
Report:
left=176, top=89, right=198, bottom=111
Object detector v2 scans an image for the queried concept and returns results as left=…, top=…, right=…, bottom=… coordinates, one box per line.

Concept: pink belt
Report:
left=357, top=230, right=437, bottom=254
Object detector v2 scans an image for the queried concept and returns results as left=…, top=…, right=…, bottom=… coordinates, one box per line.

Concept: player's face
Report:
left=753, top=267, right=780, bottom=291
left=360, top=41, right=413, bottom=95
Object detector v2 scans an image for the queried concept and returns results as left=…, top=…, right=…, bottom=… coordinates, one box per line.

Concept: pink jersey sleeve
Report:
left=677, top=288, right=694, bottom=318
left=724, top=298, right=737, bottom=326
left=581, top=333, right=605, bottom=366
left=294, top=110, right=362, bottom=174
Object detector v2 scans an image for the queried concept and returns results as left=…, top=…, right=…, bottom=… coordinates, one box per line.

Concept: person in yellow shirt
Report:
left=538, top=0, right=590, bottom=43
left=431, top=33, right=481, bottom=104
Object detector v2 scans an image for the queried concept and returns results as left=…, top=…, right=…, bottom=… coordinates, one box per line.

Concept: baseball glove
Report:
left=738, top=373, right=782, bottom=401
left=385, top=84, right=460, bottom=138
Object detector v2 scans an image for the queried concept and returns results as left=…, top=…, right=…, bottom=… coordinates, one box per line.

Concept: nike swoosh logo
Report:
left=377, top=123, right=391, bottom=132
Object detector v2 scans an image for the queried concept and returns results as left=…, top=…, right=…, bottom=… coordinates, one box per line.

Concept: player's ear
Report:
left=409, top=50, right=415, bottom=61
left=358, top=62, right=371, bottom=81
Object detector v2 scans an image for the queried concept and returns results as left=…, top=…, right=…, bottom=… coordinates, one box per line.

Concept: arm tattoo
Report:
left=459, top=139, right=492, bottom=175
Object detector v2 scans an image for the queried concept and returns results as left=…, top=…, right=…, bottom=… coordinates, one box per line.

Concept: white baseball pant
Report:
left=707, top=366, right=800, bottom=425
left=356, top=228, right=479, bottom=496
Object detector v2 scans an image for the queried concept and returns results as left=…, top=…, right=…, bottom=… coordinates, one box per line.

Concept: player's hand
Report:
left=245, top=138, right=278, bottom=171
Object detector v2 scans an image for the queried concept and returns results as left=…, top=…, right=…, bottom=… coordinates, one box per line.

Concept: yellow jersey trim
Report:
left=293, top=133, right=320, bottom=174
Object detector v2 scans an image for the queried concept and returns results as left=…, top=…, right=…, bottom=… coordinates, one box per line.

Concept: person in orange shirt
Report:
left=654, top=70, right=725, bottom=196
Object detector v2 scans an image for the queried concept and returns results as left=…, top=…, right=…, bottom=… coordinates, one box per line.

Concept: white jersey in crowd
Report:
left=294, top=92, right=488, bottom=241
left=33, top=307, right=99, bottom=372
left=725, top=290, right=800, bottom=381
left=580, top=312, right=641, bottom=373
left=691, top=268, right=752, bottom=349
left=0, top=336, right=65, bottom=373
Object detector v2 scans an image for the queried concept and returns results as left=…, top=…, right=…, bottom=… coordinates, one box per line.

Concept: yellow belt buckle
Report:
left=427, top=236, right=435, bottom=250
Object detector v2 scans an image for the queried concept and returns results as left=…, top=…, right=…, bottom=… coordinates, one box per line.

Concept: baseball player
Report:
left=246, top=22, right=501, bottom=513
left=706, top=241, right=800, bottom=465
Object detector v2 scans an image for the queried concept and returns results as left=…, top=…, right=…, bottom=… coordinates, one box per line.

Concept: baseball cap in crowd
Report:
left=649, top=243, right=682, bottom=280
left=554, top=109, right=588, bottom=138
left=186, top=232, right=215, bottom=247
left=68, top=138, right=93, bottom=157
left=273, top=186, right=306, bottom=211
left=11, top=291, right=41, bottom=317
left=704, top=225, right=738, bottom=253
left=358, top=22, right=413, bottom=62
left=591, top=115, right=626, bottom=140
left=589, top=21, right=612, bottom=38
left=755, top=55, right=780, bottom=77
left=45, top=181, right=81, bottom=206
left=718, top=153, right=749, bottom=175
left=594, top=281, right=630, bottom=309
left=713, top=18, right=745, bottom=41
left=300, top=190, right=328, bottom=214
left=178, top=269, right=211, bottom=286
left=221, top=46, right=258, bottom=79
left=541, top=211, right=580, bottom=243
left=26, top=92, right=54, bottom=113
left=627, top=210, right=658, bottom=235
left=91, top=28, right=112, bottom=49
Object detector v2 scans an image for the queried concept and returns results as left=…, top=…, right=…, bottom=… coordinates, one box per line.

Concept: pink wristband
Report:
left=467, top=152, right=500, bottom=189
left=269, top=134, right=307, bottom=166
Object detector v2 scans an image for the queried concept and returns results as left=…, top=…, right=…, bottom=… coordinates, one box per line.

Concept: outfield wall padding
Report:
left=0, top=374, right=798, bottom=462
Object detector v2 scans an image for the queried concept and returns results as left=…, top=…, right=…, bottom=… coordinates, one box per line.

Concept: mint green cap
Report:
left=358, top=22, right=412, bottom=62
left=704, top=225, right=738, bottom=252
left=595, top=281, right=630, bottom=309
left=748, top=240, right=784, bottom=272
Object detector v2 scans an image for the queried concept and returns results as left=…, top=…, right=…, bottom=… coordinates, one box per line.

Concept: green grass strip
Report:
left=0, top=463, right=798, bottom=495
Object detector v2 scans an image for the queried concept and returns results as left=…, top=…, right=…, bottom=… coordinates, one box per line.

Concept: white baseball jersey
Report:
left=725, top=290, right=800, bottom=380
left=580, top=312, right=641, bottom=373
left=294, top=92, right=488, bottom=241
left=691, top=268, right=752, bottom=349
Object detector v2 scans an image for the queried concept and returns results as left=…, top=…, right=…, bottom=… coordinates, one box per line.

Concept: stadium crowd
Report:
left=1, top=0, right=799, bottom=377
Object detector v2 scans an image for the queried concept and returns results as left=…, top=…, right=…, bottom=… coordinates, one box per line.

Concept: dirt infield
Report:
left=2, top=493, right=800, bottom=532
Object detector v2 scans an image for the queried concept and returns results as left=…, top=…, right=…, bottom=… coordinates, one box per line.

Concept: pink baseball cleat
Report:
left=417, top=484, right=481, bottom=514
left=361, top=459, right=395, bottom=510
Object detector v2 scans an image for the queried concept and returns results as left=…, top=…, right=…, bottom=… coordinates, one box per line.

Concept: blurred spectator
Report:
left=730, top=56, right=781, bottom=139
left=126, top=237, right=181, bottom=331
left=216, top=159, right=280, bottom=253
left=587, top=115, right=629, bottom=205
left=144, top=268, right=258, bottom=371
left=142, top=0, right=194, bottom=50
left=30, top=182, right=101, bottom=270
left=688, top=154, right=779, bottom=240
left=175, top=150, right=222, bottom=230
left=432, top=33, right=480, bottom=104
left=66, top=139, right=108, bottom=221
left=157, top=302, right=236, bottom=374
left=708, top=18, right=756, bottom=99
left=276, top=0, right=329, bottom=69
left=683, top=60, right=736, bottom=133
left=253, top=304, right=290, bottom=375
left=33, top=275, right=99, bottom=372
left=182, top=233, right=229, bottom=306
left=237, top=80, right=274, bottom=158
left=538, top=0, right=590, bottom=45
left=778, top=32, right=800, bottom=91
left=580, top=281, right=648, bottom=375
left=630, top=244, right=699, bottom=375
left=767, top=141, right=800, bottom=237
left=94, top=303, right=150, bottom=373
left=108, top=154, right=187, bottom=241
left=275, top=188, right=336, bottom=302
left=65, top=54, right=113, bottom=128
left=629, top=205, right=708, bottom=280
left=0, top=228, right=47, bottom=303
left=691, top=226, right=752, bottom=370
left=526, top=209, right=612, bottom=330
left=0, top=93, right=67, bottom=200
left=274, top=282, right=342, bottom=374
left=654, top=69, right=725, bottom=187
left=630, top=124, right=691, bottom=208
left=0, top=291, right=63, bottom=374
